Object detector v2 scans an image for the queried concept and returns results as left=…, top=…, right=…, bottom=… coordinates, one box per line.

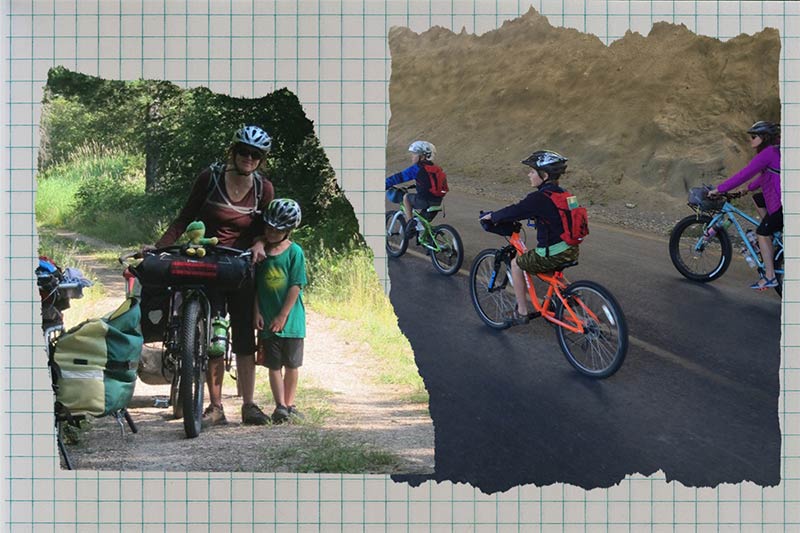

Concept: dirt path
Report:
left=53, top=231, right=434, bottom=474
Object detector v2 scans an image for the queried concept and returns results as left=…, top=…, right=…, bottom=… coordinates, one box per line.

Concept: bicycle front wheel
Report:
left=429, top=224, right=464, bottom=275
left=669, top=215, right=732, bottom=282
left=556, top=280, right=628, bottom=378
left=179, top=297, right=207, bottom=438
left=469, top=249, right=515, bottom=329
left=385, top=211, right=409, bottom=258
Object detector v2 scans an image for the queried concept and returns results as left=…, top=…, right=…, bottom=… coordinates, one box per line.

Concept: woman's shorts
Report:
left=258, top=337, right=304, bottom=370
left=516, top=245, right=580, bottom=274
left=208, top=280, right=256, bottom=356
left=756, top=208, right=783, bottom=236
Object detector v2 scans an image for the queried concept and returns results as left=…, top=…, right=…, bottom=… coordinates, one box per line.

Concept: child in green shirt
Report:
left=253, top=199, right=307, bottom=424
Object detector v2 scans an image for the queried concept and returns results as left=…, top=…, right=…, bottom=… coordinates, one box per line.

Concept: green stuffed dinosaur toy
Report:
left=183, top=220, right=218, bottom=258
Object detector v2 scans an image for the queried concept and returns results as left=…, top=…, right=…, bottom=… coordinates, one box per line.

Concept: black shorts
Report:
left=208, top=279, right=256, bottom=356
left=405, top=193, right=442, bottom=220
left=756, top=208, right=783, bottom=236
left=259, top=337, right=304, bottom=370
left=753, top=192, right=766, bottom=209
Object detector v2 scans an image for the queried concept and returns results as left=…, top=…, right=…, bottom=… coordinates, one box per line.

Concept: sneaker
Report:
left=287, top=405, right=305, bottom=422
left=405, top=219, right=418, bottom=238
left=201, top=404, right=227, bottom=427
left=750, top=277, right=779, bottom=290
left=506, top=307, right=537, bottom=327
left=272, top=404, right=290, bottom=424
left=241, top=403, right=270, bottom=426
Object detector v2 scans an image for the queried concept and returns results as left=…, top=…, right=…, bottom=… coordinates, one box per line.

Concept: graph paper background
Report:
left=1, top=0, right=798, bottom=530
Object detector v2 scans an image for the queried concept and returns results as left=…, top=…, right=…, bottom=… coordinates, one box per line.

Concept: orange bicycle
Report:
left=469, top=220, right=628, bottom=378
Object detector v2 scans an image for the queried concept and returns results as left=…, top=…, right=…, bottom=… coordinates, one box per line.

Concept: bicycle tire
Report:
left=469, top=248, right=515, bottom=329
left=774, top=243, right=784, bottom=297
left=179, top=297, right=206, bottom=438
left=385, top=211, right=409, bottom=258
left=429, top=224, right=464, bottom=276
left=669, top=214, right=732, bottom=282
left=555, top=280, right=628, bottom=378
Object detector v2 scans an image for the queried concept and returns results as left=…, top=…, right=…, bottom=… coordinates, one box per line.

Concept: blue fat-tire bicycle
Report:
left=385, top=185, right=464, bottom=276
left=669, top=189, right=784, bottom=296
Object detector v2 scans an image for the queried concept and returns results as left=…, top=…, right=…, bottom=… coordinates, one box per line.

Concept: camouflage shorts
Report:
left=516, top=245, right=579, bottom=274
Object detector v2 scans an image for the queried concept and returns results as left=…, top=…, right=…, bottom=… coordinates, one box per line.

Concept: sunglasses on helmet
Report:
left=235, top=145, right=265, bottom=159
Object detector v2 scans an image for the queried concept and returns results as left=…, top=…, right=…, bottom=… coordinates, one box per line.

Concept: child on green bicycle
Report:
left=385, top=140, right=448, bottom=235
left=481, top=150, right=580, bottom=326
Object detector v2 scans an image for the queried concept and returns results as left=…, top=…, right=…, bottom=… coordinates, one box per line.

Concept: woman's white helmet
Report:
left=263, top=198, right=302, bottom=231
left=233, top=125, right=272, bottom=153
left=408, top=140, right=436, bottom=160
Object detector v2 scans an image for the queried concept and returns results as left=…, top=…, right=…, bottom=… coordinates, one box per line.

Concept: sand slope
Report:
left=387, top=8, right=779, bottom=210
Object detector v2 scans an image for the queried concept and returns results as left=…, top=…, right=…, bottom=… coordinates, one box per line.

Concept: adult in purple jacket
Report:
left=709, top=121, right=781, bottom=290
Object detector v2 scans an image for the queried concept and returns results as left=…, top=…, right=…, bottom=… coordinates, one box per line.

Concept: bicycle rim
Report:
left=669, top=215, right=731, bottom=282
left=179, top=297, right=206, bottom=438
left=385, top=211, right=408, bottom=257
left=556, top=281, right=628, bottom=378
left=430, top=224, right=464, bottom=275
left=469, top=249, right=515, bottom=329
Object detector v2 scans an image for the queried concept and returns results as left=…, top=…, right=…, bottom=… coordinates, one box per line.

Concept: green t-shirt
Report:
left=255, top=242, right=307, bottom=339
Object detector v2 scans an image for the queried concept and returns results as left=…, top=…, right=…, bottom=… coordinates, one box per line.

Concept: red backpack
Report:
left=424, top=164, right=449, bottom=198
left=542, top=189, right=589, bottom=246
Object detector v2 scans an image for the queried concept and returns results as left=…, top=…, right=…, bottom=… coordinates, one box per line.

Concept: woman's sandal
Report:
left=750, top=277, right=778, bottom=290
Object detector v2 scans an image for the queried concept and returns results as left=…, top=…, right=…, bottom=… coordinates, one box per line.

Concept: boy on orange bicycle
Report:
left=480, top=150, right=581, bottom=326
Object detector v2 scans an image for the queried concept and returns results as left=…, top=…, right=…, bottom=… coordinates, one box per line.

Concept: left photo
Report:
left=35, top=67, right=433, bottom=474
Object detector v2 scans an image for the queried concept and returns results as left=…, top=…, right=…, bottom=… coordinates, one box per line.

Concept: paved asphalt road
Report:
left=389, top=191, right=782, bottom=492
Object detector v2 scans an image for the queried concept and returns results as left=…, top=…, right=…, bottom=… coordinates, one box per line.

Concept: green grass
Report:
left=304, top=246, right=428, bottom=402
left=266, top=429, right=399, bottom=473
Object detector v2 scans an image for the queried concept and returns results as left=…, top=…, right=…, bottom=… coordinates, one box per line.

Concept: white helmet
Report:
left=408, top=140, right=436, bottom=160
left=233, top=125, right=272, bottom=153
left=263, top=198, right=302, bottom=231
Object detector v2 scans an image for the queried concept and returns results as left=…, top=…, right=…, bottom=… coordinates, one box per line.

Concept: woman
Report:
left=709, top=121, right=781, bottom=290
left=155, top=125, right=275, bottom=425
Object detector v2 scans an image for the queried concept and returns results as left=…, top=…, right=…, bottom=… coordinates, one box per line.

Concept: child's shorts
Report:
left=258, top=337, right=304, bottom=371
left=516, top=245, right=579, bottom=274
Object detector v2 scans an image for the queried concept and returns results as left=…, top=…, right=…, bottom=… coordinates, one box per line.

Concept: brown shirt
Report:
left=156, top=165, right=275, bottom=250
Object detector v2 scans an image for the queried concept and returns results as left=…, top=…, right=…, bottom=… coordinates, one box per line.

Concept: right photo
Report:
left=384, top=8, right=781, bottom=493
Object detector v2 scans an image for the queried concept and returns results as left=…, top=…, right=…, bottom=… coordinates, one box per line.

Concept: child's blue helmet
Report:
left=521, top=150, right=568, bottom=179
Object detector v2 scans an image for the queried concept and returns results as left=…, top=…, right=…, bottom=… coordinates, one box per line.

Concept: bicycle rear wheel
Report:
left=555, top=280, right=628, bottom=378
left=179, top=297, right=207, bottom=438
left=385, top=211, right=409, bottom=258
left=669, top=215, right=732, bottom=282
left=429, top=224, right=464, bottom=276
left=469, top=249, right=515, bottom=329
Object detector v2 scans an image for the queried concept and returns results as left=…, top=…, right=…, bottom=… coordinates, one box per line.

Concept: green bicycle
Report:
left=385, top=185, right=464, bottom=276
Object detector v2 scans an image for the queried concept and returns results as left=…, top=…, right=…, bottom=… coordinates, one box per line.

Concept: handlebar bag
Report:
left=132, top=250, right=253, bottom=290
left=50, top=297, right=143, bottom=418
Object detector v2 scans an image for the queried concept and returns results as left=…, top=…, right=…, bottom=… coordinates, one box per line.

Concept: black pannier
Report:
left=131, top=250, right=253, bottom=291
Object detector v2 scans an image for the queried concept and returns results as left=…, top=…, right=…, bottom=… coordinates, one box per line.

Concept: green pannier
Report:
left=50, top=298, right=143, bottom=417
